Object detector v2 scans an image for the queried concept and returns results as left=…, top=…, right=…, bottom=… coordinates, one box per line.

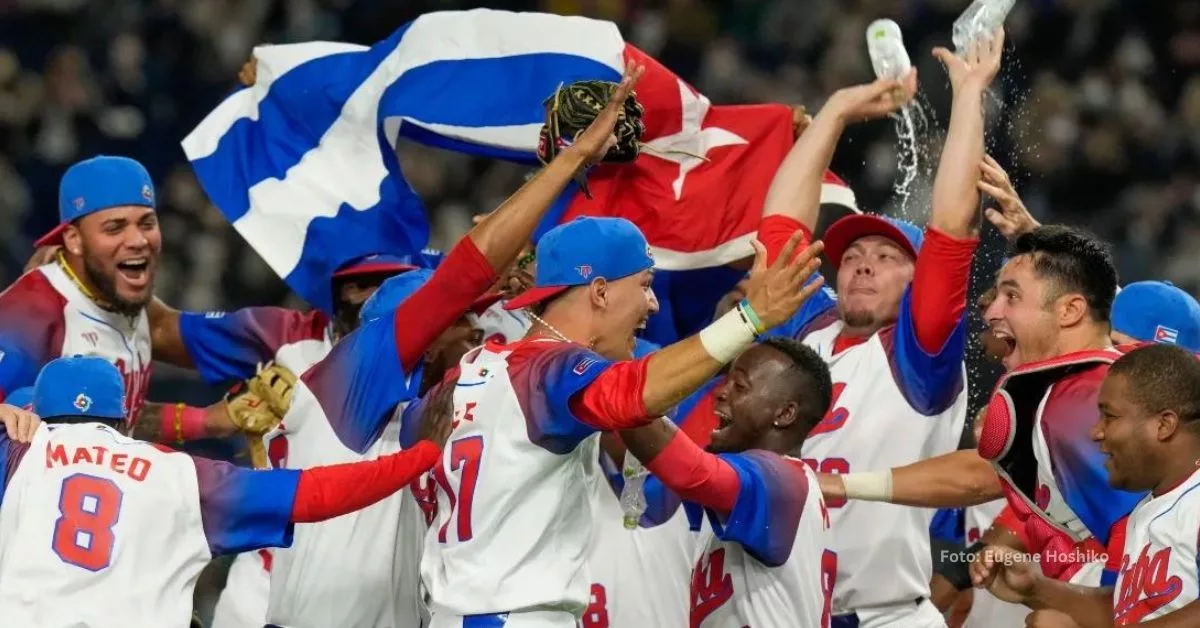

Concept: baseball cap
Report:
left=1112, top=281, right=1200, bottom=352
left=332, top=254, right=419, bottom=281
left=503, top=217, right=655, bottom=311
left=821, top=214, right=924, bottom=269
left=359, top=268, right=504, bottom=324
left=32, top=355, right=127, bottom=422
left=36, top=155, right=157, bottom=247
left=4, top=387, right=34, bottom=410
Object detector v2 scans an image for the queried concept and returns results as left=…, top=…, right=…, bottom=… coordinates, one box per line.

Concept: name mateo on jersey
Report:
left=45, top=443, right=153, bottom=482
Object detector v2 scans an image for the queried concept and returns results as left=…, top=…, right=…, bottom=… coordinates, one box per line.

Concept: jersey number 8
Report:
left=51, top=473, right=124, bottom=572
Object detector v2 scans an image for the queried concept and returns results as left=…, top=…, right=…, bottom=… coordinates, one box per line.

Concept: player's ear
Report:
left=1155, top=409, right=1181, bottom=442
left=589, top=277, right=609, bottom=310
left=1055, top=293, right=1088, bottom=328
left=62, top=224, right=83, bottom=257
left=773, top=402, right=799, bottom=430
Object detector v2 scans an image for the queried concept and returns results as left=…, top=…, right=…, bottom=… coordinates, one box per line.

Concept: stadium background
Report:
left=1, top=0, right=1196, bottom=620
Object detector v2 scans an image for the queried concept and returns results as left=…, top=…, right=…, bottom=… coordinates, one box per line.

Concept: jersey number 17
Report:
left=433, top=436, right=485, bottom=543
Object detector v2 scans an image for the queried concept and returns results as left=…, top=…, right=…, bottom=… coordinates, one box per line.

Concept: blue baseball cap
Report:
left=503, top=217, right=655, bottom=311
left=822, top=214, right=923, bottom=268
left=360, top=268, right=502, bottom=324
left=37, top=155, right=156, bottom=247
left=4, top=387, right=34, bottom=410
left=33, top=355, right=127, bottom=422
left=1112, top=281, right=1200, bottom=351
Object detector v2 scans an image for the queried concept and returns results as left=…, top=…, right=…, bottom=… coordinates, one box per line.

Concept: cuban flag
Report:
left=1155, top=325, right=1179, bottom=344
left=182, top=9, right=856, bottom=335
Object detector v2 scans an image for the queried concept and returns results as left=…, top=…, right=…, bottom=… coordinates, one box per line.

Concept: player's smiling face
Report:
left=708, top=346, right=795, bottom=454
left=592, top=269, right=657, bottom=360
left=835, top=236, right=912, bottom=333
left=1093, top=372, right=1160, bottom=492
left=985, top=256, right=1059, bottom=368
left=66, top=205, right=161, bottom=316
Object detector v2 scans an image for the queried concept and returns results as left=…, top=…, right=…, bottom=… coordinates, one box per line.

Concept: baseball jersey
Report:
left=0, top=423, right=298, bottom=628
left=0, top=263, right=152, bottom=426
left=768, top=286, right=969, bottom=612
left=258, top=308, right=427, bottom=628
left=983, top=350, right=1146, bottom=586
left=962, top=499, right=1029, bottom=628
left=690, top=453, right=835, bottom=628
left=179, top=305, right=333, bottom=628
left=1111, top=467, right=1200, bottom=624
left=420, top=337, right=623, bottom=617
left=582, top=434, right=703, bottom=628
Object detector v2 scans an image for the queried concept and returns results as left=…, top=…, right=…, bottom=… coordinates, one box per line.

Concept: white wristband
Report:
left=840, top=470, right=894, bottom=502
left=698, top=306, right=758, bottom=364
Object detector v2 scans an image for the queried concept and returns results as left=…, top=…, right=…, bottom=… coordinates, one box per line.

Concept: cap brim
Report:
left=34, top=223, right=68, bottom=248
left=470, top=291, right=504, bottom=315
left=822, top=214, right=917, bottom=269
left=502, top=285, right=571, bottom=311
left=332, top=261, right=419, bottom=280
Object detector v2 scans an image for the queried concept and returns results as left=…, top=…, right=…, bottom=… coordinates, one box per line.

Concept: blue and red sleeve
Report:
left=193, top=455, right=301, bottom=556
left=644, top=430, right=740, bottom=513
left=391, top=237, right=497, bottom=373
left=301, top=314, right=422, bottom=454
left=0, top=432, right=31, bottom=507
left=506, top=341, right=652, bottom=454
left=758, top=214, right=839, bottom=341
left=707, top=451, right=811, bottom=567
left=0, top=272, right=66, bottom=402
left=884, top=228, right=975, bottom=415
left=1041, top=371, right=1147, bottom=547
left=179, top=307, right=329, bottom=384
left=290, top=441, right=441, bottom=523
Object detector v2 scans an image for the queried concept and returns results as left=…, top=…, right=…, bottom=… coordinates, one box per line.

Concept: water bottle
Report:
left=952, top=0, right=1016, bottom=55
left=619, top=454, right=649, bottom=530
left=866, top=19, right=912, bottom=82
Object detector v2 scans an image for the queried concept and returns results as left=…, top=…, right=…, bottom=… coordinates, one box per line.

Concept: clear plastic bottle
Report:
left=866, top=19, right=912, bottom=82
left=619, top=454, right=648, bottom=530
left=952, top=0, right=1016, bottom=55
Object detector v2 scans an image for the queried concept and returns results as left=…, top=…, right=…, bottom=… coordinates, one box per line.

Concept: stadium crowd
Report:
left=1, top=2, right=1199, bottom=628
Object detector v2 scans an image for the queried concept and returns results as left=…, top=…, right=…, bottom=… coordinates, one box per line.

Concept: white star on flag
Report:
left=643, top=79, right=749, bottom=200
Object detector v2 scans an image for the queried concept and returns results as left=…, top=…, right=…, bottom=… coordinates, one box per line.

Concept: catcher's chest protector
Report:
left=977, top=349, right=1119, bottom=535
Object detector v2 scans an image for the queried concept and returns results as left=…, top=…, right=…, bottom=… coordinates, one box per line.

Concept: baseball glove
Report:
left=224, top=362, right=296, bottom=468
left=536, top=79, right=646, bottom=199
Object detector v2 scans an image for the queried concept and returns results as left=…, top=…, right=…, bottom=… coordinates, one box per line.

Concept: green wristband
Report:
left=738, top=298, right=766, bottom=335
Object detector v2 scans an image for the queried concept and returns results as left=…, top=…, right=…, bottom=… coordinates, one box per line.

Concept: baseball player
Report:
left=612, top=338, right=836, bottom=626
left=972, top=343, right=1200, bottom=627
left=258, top=62, right=651, bottom=628
left=746, top=34, right=1007, bottom=628
left=414, top=197, right=822, bottom=628
left=0, top=354, right=452, bottom=628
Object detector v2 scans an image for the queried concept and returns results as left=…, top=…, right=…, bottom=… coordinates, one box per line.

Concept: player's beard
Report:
left=840, top=306, right=876, bottom=330
left=83, top=250, right=149, bottom=318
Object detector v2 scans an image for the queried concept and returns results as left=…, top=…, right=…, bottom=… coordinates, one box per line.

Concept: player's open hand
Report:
left=933, top=27, right=1005, bottom=93
left=825, top=69, right=918, bottom=124
left=569, top=61, right=646, bottom=164
left=979, top=154, right=1038, bottom=242
left=970, top=544, right=1038, bottom=605
left=0, top=403, right=40, bottom=443
left=418, top=381, right=456, bottom=449
left=743, top=231, right=825, bottom=331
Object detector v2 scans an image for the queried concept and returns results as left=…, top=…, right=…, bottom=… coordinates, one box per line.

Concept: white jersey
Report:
left=791, top=316, right=968, bottom=612
left=0, top=423, right=296, bottom=628
left=179, top=306, right=337, bottom=628
left=1111, top=467, right=1200, bottom=625
left=0, top=262, right=152, bottom=426
left=690, top=455, right=835, bottom=628
left=963, top=500, right=1029, bottom=628
left=582, top=436, right=700, bottom=627
left=421, top=338, right=619, bottom=617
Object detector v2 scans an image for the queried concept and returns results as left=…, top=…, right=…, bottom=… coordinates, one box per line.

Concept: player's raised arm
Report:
left=820, top=447, right=1002, bottom=508
left=195, top=381, right=453, bottom=555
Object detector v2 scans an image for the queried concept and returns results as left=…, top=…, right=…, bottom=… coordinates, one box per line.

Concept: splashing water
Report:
left=888, top=96, right=936, bottom=223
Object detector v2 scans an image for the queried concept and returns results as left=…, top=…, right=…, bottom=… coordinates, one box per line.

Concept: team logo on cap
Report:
left=576, top=265, right=593, bottom=279
left=1155, top=325, right=1179, bottom=344
left=73, top=197, right=86, bottom=210
left=142, top=185, right=153, bottom=202
left=73, top=393, right=92, bottom=412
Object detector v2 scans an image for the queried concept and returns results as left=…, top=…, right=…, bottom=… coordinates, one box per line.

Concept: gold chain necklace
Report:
left=55, top=251, right=116, bottom=312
